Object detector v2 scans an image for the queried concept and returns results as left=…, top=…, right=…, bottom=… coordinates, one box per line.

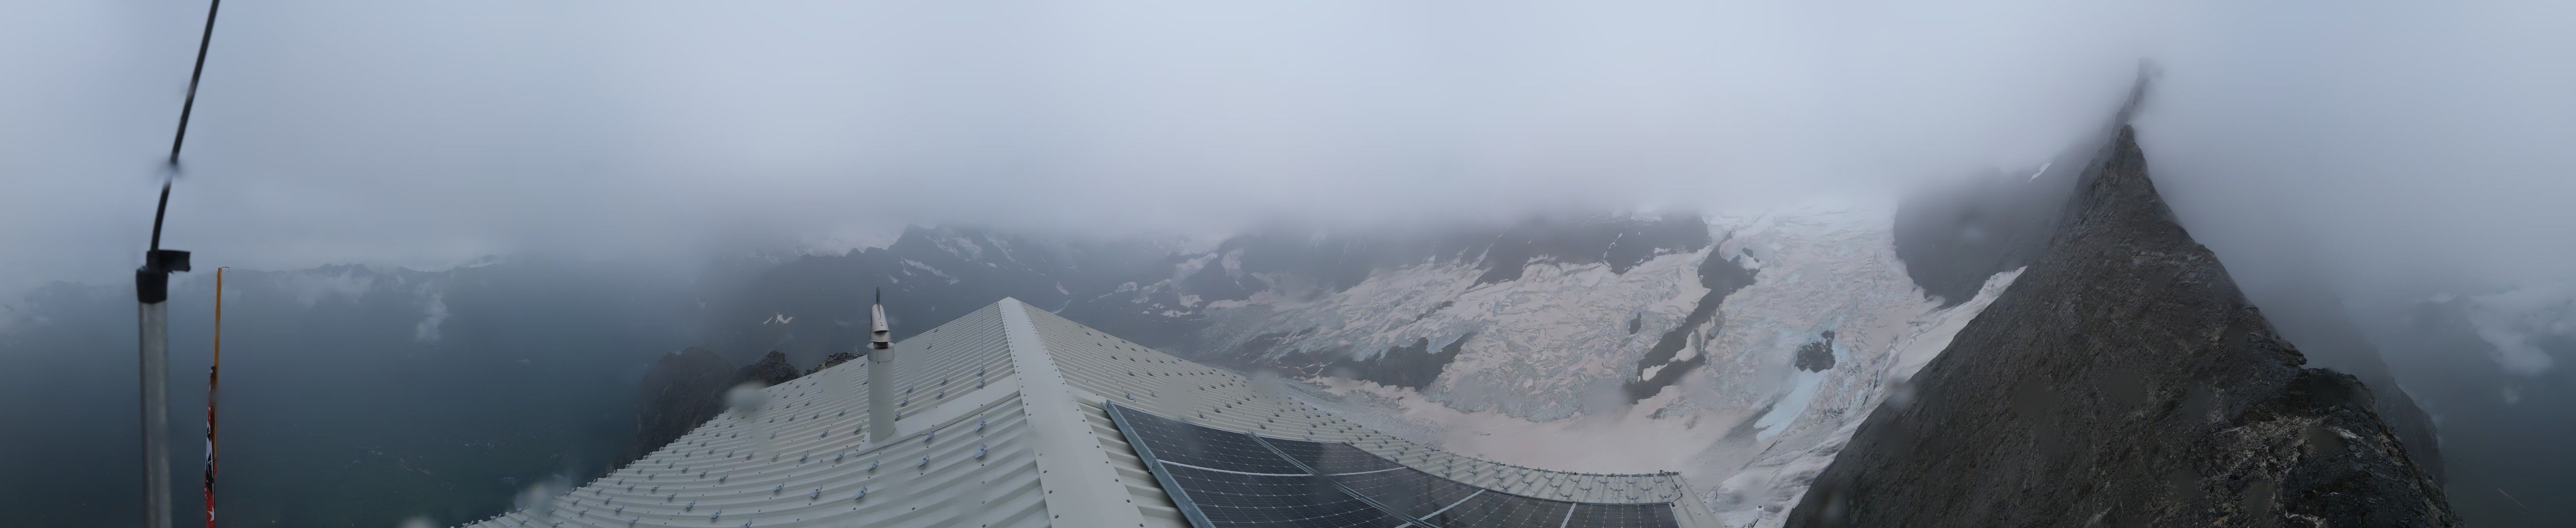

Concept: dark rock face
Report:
left=2234, top=277, right=2444, bottom=484
left=1891, top=156, right=2083, bottom=308
left=1793, top=331, right=1837, bottom=372
left=806, top=351, right=859, bottom=375
left=1620, top=253, right=1759, bottom=401
left=1340, top=334, right=1472, bottom=390
left=620, top=349, right=832, bottom=470
left=738, top=350, right=801, bottom=387
left=1786, top=127, right=2454, bottom=527
left=620, top=346, right=740, bottom=469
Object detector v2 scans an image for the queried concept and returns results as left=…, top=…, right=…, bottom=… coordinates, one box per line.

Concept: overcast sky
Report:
left=4, top=1, right=2571, bottom=306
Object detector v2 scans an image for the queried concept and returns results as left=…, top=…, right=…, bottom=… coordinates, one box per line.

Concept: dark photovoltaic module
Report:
left=1108, top=403, right=1681, bottom=528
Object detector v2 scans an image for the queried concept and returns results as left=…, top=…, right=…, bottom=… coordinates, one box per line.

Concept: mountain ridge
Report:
left=1786, top=126, right=2455, bottom=526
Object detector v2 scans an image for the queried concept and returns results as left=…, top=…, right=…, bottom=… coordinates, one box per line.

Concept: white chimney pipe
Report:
left=866, top=289, right=896, bottom=442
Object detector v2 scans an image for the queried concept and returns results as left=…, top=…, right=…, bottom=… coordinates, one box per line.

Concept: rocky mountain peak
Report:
left=1787, top=126, right=2455, bottom=526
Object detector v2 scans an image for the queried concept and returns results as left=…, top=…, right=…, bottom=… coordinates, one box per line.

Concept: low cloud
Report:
left=3, top=1, right=2570, bottom=328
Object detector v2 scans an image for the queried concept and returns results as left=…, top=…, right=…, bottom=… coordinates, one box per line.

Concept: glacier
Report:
left=1127, top=202, right=2023, bottom=524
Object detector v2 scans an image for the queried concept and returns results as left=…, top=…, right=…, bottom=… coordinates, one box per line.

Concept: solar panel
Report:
left=1160, top=465, right=1412, bottom=528
left=1259, top=437, right=1329, bottom=466
left=1322, top=465, right=1482, bottom=519
left=1561, top=503, right=1682, bottom=528
left=1421, top=491, right=1575, bottom=528
left=1107, top=403, right=1681, bottom=528
left=1114, top=403, right=1313, bottom=475
left=1264, top=438, right=1406, bottom=475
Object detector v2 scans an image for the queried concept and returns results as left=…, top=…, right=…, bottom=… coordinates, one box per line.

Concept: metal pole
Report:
left=137, top=301, right=174, bottom=528
left=135, top=187, right=186, bottom=528
left=144, top=1, right=219, bottom=523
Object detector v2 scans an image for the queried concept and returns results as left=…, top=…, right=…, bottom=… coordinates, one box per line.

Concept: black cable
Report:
left=150, top=180, right=173, bottom=252
left=157, top=0, right=220, bottom=253
left=169, top=0, right=221, bottom=166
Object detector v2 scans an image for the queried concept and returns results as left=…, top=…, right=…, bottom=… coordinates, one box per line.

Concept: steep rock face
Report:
left=1890, top=151, right=2081, bottom=308
left=620, top=346, right=739, bottom=471
left=805, top=352, right=859, bottom=375
left=738, top=350, right=801, bottom=387
left=2236, top=277, right=2445, bottom=484
left=1786, top=128, right=2453, bottom=526
left=620, top=349, right=816, bottom=469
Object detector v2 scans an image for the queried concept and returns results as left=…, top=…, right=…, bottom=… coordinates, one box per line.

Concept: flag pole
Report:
left=204, top=267, right=223, bottom=528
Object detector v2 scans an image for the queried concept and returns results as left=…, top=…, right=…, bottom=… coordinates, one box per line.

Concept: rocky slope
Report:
left=2237, top=276, right=2445, bottom=484
left=616, top=349, right=818, bottom=472
left=804, top=352, right=858, bottom=375
left=1785, top=126, right=2454, bottom=527
left=737, top=350, right=801, bottom=387
left=618, top=346, right=740, bottom=469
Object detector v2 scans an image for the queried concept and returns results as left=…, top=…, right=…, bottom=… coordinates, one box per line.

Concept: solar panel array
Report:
left=1109, top=403, right=1682, bottom=528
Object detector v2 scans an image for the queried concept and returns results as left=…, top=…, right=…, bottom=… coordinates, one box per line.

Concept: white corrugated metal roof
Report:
left=455, top=298, right=1716, bottom=527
